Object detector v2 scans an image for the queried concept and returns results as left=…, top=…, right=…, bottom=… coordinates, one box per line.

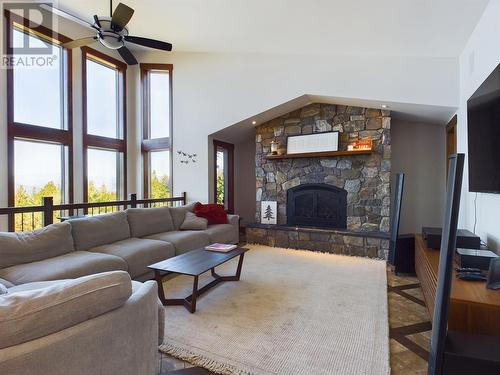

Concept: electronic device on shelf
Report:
left=455, top=248, right=499, bottom=271
left=422, top=227, right=480, bottom=250
left=456, top=272, right=488, bottom=282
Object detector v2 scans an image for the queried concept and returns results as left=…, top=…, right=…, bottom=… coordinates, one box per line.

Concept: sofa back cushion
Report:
left=169, top=202, right=196, bottom=230
left=126, top=206, right=174, bottom=237
left=0, top=222, right=74, bottom=269
left=0, top=271, right=132, bottom=349
left=70, top=211, right=130, bottom=251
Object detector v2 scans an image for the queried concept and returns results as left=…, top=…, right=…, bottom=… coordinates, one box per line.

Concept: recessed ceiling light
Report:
left=252, top=120, right=257, bottom=125
left=381, top=105, right=388, bottom=109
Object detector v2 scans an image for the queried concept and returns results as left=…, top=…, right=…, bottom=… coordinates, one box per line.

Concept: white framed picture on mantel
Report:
left=287, top=131, right=339, bottom=154
left=261, top=201, right=277, bottom=225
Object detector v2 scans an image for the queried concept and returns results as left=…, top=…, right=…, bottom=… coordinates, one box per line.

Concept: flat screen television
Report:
left=467, top=62, right=500, bottom=193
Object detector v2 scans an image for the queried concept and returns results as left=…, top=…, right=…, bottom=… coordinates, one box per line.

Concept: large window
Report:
left=141, top=64, right=173, bottom=198
left=6, top=13, right=73, bottom=231
left=82, top=48, right=127, bottom=203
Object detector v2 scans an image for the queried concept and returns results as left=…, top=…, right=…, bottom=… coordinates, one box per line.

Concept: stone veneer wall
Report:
left=251, top=103, right=392, bottom=258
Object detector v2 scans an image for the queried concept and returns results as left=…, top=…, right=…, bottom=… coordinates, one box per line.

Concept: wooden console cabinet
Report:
left=415, top=234, right=500, bottom=337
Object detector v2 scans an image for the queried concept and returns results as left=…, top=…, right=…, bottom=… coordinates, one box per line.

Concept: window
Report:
left=141, top=64, right=173, bottom=198
left=148, top=150, right=170, bottom=198
left=12, top=29, right=64, bottom=129
left=87, top=148, right=122, bottom=201
left=6, top=12, right=73, bottom=231
left=82, top=47, right=127, bottom=203
left=213, top=140, right=234, bottom=213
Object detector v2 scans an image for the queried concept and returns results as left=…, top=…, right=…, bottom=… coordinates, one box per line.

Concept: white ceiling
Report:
left=56, top=0, right=489, bottom=57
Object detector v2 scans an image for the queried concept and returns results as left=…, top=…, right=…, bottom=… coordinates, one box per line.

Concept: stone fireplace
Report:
left=246, top=103, right=392, bottom=259
left=287, top=183, right=347, bottom=229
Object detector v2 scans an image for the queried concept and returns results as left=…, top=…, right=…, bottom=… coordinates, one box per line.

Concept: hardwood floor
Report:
left=160, top=264, right=431, bottom=374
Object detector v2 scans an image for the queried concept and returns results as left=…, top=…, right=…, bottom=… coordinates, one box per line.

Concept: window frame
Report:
left=5, top=10, right=74, bottom=231
left=81, top=47, right=127, bottom=203
left=213, top=139, right=235, bottom=213
left=140, top=63, right=173, bottom=198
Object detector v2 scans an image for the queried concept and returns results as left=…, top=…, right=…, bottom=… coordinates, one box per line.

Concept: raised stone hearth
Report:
left=252, top=103, right=391, bottom=259
left=246, top=224, right=389, bottom=258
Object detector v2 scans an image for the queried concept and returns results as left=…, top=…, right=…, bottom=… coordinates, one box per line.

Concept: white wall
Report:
left=458, top=1, right=500, bottom=251
left=135, top=50, right=459, bottom=203
left=234, top=138, right=256, bottom=226
left=391, top=120, right=446, bottom=234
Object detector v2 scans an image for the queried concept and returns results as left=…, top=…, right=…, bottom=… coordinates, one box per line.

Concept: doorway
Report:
left=213, top=140, right=234, bottom=213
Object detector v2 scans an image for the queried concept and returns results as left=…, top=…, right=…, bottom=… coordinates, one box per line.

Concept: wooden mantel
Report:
left=263, top=149, right=372, bottom=160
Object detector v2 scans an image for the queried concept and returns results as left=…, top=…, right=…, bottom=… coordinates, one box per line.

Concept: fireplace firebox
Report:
left=286, top=183, right=347, bottom=229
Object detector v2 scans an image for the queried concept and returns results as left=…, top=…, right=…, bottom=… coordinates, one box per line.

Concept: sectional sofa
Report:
left=0, top=271, right=162, bottom=375
left=0, top=203, right=240, bottom=286
left=0, top=203, right=239, bottom=374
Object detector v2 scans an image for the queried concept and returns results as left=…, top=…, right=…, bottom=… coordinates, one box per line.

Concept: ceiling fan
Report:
left=41, top=1, right=172, bottom=65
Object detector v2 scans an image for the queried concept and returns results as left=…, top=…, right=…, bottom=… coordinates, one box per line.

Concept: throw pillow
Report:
left=194, top=202, right=228, bottom=224
left=180, top=212, right=208, bottom=230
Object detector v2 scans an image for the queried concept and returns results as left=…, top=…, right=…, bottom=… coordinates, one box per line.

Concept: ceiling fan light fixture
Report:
left=98, top=32, right=124, bottom=49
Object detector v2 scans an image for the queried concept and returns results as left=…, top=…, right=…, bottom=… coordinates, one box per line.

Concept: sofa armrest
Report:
left=227, top=214, right=240, bottom=244
left=227, top=214, right=239, bottom=227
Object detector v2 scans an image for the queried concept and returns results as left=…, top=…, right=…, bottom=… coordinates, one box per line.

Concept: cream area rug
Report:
left=159, top=245, right=389, bottom=375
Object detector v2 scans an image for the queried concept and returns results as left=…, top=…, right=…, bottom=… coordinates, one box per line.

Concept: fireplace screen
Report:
left=287, top=183, right=347, bottom=229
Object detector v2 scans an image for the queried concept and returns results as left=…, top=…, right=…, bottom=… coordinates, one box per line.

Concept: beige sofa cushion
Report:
left=70, top=211, right=130, bottom=251
left=0, top=222, right=74, bottom=269
left=0, top=271, right=132, bottom=349
left=0, top=277, right=14, bottom=288
left=126, top=206, right=174, bottom=237
left=88, top=238, right=175, bottom=278
left=180, top=212, right=208, bottom=230
left=0, top=251, right=127, bottom=285
left=144, top=230, right=210, bottom=255
left=169, top=202, right=196, bottom=230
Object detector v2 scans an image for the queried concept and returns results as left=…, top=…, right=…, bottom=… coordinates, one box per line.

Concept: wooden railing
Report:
left=0, top=193, right=187, bottom=232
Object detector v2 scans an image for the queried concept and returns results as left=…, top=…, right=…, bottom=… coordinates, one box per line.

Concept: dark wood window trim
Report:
left=213, top=140, right=235, bottom=213
left=5, top=10, right=74, bottom=230
left=140, top=63, right=173, bottom=198
left=81, top=47, right=128, bottom=202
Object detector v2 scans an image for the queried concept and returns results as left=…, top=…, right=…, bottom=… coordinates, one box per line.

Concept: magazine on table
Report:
left=205, top=243, right=237, bottom=252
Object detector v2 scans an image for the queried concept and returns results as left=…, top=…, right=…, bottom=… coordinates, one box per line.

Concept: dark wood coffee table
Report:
left=149, top=247, right=249, bottom=313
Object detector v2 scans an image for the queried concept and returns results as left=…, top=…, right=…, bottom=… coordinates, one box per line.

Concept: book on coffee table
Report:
left=205, top=243, right=237, bottom=252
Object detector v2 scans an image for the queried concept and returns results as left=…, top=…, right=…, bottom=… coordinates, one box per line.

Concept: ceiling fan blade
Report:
left=62, top=37, right=97, bottom=49
left=40, top=3, right=97, bottom=30
left=111, top=3, right=135, bottom=31
left=118, top=46, right=138, bottom=65
left=124, top=36, right=172, bottom=51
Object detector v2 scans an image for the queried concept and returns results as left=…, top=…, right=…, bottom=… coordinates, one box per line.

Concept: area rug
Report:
left=159, top=245, right=389, bottom=375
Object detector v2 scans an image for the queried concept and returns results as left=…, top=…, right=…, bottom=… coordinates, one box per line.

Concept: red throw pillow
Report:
left=194, top=202, right=228, bottom=224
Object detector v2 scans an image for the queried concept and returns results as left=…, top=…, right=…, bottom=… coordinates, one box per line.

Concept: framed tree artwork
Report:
left=261, top=201, right=277, bottom=224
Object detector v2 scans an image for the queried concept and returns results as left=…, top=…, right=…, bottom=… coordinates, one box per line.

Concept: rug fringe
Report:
left=159, top=342, right=255, bottom=375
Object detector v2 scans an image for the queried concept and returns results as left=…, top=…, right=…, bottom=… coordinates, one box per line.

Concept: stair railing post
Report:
left=42, top=197, right=54, bottom=227
left=130, top=193, right=137, bottom=208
